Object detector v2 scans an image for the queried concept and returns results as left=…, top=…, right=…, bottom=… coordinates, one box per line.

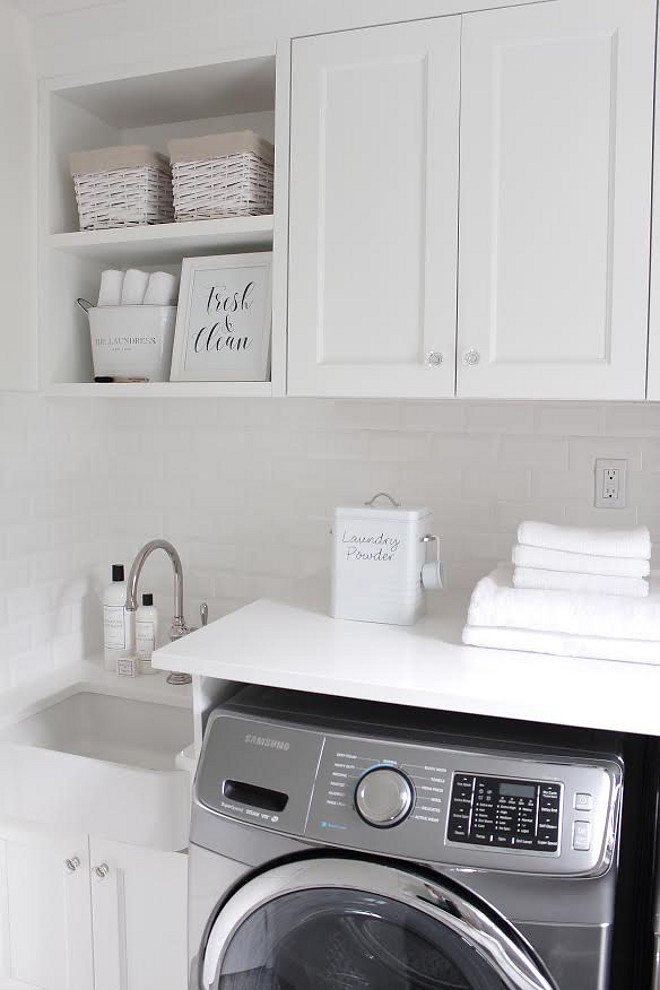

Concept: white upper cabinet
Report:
left=457, top=0, right=655, bottom=400
left=287, top=19, right=460, bottom=398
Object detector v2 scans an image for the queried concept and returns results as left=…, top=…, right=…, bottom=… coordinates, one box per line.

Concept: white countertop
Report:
left=153, top=578, right=660, bottom=737
left=0, top=658, right=192, bottom=732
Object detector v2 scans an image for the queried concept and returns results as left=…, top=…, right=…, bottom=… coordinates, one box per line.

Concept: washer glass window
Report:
left=213, top=888, right=508, bottom=989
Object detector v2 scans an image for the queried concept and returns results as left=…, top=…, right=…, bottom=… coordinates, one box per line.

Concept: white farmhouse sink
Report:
left=0, top=691, right=193, bottom=850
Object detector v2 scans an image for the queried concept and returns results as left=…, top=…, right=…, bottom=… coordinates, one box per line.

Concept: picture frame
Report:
left=169, top=252, right=272, bottom=382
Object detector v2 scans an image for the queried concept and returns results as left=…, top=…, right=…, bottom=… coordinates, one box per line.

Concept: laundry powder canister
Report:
left=331, top=492, right=443, bottom=625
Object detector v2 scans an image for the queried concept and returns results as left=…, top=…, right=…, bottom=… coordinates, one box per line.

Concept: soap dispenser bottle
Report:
left=103, top=564, right=134, bottom=671
left=136, top=592, right=159, bottom=673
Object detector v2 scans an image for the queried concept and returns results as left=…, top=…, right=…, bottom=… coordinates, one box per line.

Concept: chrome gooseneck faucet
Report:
left=125, top=539, right=192, bottom=686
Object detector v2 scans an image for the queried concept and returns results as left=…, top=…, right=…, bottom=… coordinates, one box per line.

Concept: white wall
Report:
left=0, top=1, right=37, bottom=392
left=0, top=395, right=108, bottom=688
left=3, top=392, right=659, bottom=690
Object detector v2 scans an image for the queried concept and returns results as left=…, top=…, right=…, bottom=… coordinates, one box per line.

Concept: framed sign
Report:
left=170, top=252, right=272, bottom=382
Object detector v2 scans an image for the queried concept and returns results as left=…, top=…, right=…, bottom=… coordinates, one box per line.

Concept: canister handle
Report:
left=76, top=298, right=94, bottom=313
left=364, top=492, right=401, bottom=508
left=421, top=534, right=444, bottom=591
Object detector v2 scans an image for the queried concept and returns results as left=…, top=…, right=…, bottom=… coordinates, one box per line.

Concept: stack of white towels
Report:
left=512, top=520, right=650, bottom=597
left=462, top=522, right=660, bottom=664
left=97, top=268, right=179, bottom=307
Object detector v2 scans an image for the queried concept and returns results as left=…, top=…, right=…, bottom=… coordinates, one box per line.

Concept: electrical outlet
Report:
left=594, top=458, right=627, bottom=509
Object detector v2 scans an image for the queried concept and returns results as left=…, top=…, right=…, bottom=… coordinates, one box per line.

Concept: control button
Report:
left=572, top=820, right=592, bottom=851
left=355, top=767, right=414, bottom=828
left=574, top=792, right=593, bottom=812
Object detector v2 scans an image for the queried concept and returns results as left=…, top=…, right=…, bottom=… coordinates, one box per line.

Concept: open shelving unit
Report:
left=39, top=46, right=289, bottom=398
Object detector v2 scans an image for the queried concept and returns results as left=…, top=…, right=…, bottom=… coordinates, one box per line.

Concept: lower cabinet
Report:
left=0, top=821, right=93, bottom=990
left=0, top=821, right=188, bottom=990
left=91, top=839, right=188, bottom=990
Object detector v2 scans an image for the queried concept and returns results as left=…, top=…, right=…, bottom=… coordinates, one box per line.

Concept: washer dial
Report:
left=355, top=767, right=414, bottom=828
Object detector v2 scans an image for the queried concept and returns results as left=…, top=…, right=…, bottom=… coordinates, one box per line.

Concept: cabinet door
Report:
left=457, top=0, right=655, bottom=400
left=288, top=19, right=460, bottom=398
left=0, top=4, right=37, bottom=392
left=90, top=839, right=187, bottom=990
left=0, top=821, right=92, bottom=990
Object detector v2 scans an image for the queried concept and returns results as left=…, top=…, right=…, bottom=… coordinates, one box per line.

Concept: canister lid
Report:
left=335, top=504, right=430, bottom=522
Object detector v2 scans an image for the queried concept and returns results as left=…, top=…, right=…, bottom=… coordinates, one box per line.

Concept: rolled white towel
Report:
left=97, top=269, right=124, bottom=307
left=517, top=521, right=651, bottom=560
left=462, top=624, right=660, bottom=665
left=512, top=566, right=648, bottom=598
left=467, top=564, right=660, bottom=641
left=144, top=271, right=179, bottom=306
left=512, top=543, right=650, bottom=578
left=120, top=269, right=149, bottom=306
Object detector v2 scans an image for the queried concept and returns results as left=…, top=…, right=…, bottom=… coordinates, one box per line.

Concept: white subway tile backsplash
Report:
left=604, top=404, right=660, bottom=435
left=431, top=434, right=500, bottom=464
left=641, top=440, right=660, bottom=471
left=466, top=402, right=535, bottom=435
left=563, top=503, right=639, bottom=528
left=400, top=401, right=466, bottom=432
left=2, top=395, right=660, bottom=690
left=331, top=401, right=401, bottom=431
left=534, top=403, right=604, bottom=436
left=368, top=431, right=431, bottom=462
left=569, top=437, right=644, bottom=472
left=463, top=466, right=532, bottom=501
left=530, top=468, right=591, bottom=501
left=500, top=437, right=569, bottom=468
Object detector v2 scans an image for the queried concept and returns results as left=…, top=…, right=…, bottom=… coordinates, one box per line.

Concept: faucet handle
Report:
left=200, top=602, right=209, bottom=627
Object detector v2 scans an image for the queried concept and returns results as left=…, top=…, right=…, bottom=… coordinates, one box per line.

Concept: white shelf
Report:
left=46, top=381, right=273, bottom=398
left=48, top=215, right=274, bottom=266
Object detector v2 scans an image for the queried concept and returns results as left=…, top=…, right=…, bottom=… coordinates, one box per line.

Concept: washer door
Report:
left=200, top=858, right=556, bottom=990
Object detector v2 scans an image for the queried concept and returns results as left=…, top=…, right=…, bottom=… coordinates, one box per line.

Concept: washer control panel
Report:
left=195, top=711, right=622, bottom=877
left=447, top=774, right=561, bottom=851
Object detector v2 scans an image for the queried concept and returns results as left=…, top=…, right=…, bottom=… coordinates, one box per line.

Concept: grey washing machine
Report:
left=189, top=688, right=623, bottom=990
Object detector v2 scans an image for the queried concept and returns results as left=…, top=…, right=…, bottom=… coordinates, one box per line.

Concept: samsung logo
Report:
left=245, top=733, right=290, bottom=751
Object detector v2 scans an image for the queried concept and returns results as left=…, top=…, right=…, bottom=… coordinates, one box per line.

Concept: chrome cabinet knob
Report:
left=65, top=857, right=80, bottom=873
left=426, top=351, right=443, bottom=367
left=463, top=347, right=480, bottom=366
left=355, top=767, right=414, bottom=828
left=95, top=863, right=109, bottom=879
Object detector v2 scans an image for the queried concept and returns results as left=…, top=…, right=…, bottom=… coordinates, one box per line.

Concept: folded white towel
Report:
left=120, top=269, right=149, bottom=306
left=467, top=564, right=660, bottom=641
left=97, top=269, right=124, bottom=307
left=517, top=521, right=651, bottom=560
left=144, top=271, right=179, bottom=306
left=462, top=624, right=660, bottom=665
left=512, top=566, right=648, bottom=598
left=512, top=543, right=651, bottom=578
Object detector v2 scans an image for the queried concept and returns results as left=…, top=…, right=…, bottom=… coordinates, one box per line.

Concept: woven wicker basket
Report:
left=70, top=146, right=174, bottom=231
left=168, top=131, right=274, bottom=221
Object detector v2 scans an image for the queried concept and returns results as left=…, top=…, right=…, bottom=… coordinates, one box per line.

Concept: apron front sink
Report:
left=0, top=691, right=193, bottom=850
